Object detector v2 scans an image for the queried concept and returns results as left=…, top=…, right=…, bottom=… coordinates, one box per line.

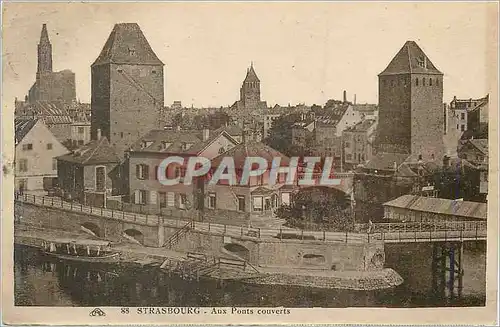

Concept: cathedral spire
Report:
left=37, top=24, right=52, bottom=73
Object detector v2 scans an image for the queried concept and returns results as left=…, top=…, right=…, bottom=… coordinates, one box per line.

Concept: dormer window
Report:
left=161, top=141, right=172, bottom=150
left=182, top=143, right=193, bottom=151
left=141, top=141, right=153, bottom=149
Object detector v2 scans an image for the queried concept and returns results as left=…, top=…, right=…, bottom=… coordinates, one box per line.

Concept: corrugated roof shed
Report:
left=383, top=195, right=487, bottom=220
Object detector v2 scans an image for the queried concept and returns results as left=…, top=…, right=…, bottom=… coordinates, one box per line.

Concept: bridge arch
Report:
left=123, top=229, right=144, bottom=245
left=223, top=243, right=250, bottom=261
left=81, top=222, right=102, bottom=237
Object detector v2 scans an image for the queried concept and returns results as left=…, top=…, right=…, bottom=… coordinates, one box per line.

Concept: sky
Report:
left=2, top=2, right=497, bottom=109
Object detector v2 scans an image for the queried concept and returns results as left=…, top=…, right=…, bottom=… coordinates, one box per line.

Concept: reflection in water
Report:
left=14, top=245, right=485, bottom=307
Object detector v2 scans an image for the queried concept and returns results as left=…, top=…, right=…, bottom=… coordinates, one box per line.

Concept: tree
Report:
left=276, top=187, right=352, bottom=231
left=263, top=113, right=301, bottom=156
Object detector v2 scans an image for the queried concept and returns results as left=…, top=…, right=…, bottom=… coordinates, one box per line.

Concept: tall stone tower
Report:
left=37, top=24, right=52, bottom=74
left=377, top=41, right=444, bottom=160
left=91, top=23, right=164, bottom=156
left=240, top=63, right=261, bottom=108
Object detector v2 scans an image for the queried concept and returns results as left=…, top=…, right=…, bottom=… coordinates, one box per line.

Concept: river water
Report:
left=14, top=243, right=486, bottom=308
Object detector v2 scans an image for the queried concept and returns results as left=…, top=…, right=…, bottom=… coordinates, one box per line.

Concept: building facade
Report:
left=376, top=41, right=445, bottom=161
left=91, top=23, right=165, bottom=156
left=15, top=118, right=69, bottom=191
left=343, top=119, right=377, bottom=168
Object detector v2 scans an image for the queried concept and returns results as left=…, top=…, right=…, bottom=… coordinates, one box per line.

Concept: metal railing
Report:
left=163, top=221, right=193, bottom=249
left=15, top=193, right=487, bottom=244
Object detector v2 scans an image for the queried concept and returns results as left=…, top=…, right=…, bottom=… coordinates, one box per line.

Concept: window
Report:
left=154, top=166, right=159, bottom=180
left=128, top=47, right=136, bottom=56
left=415, top=78, right=419, bottom=86
left=179, top=194, right=187, bottom=209
left=95, top=166, right=106, bottom=191
left=52, top=159, right=57, bottom=170
left=22, top=143, right=33, bottom=151
left=345, top=142, right=350, bottom=148
left=281, top=192, right=290, bottom=205
left=208, top=193, right=217, bottom=209
left=136, top=164, right=149, bottom=180
left=152, top=70, right=157, bottom=74
left=461, top=124, right=465, bottom=132
left=237, top=196, right=246, bottom=212
left=253, top=196, right=263, bottom=212
left=167, top=192, right=175, bottom=207
left=422, top=78, right=426, bottom=86
left=218, top=147, right=225, bottom=154
left=476, top=155, right=483, bottom=161
left=47, top=143, right=53, bottom=150
left=19, top=159, right=28, bottom=172
left=159, top=192, right=167, bottom=208
left=174, top=166, right=181, bottom=178
left=436, top=79, right=440, bottom=86
left=78, top=140, right=84, bottom=146
left=78, top=127, right=84, bottom=134
left=346, top=154, right=352, bottom=160
left=456, top=124, right=459, bottom=130
left=120, top=132, right=124, bottom=138
left=161, top=142, right=172, bottom=150
left=429, top=78, right=432, bottom=86
left=264, top=197, right=272, bottom=211
left=461, top=113, right=465, bottom=120
left=137, top=190, right=147, bottom=205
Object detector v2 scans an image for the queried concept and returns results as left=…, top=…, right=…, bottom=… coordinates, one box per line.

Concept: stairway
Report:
left=163, top=221, right=193, bottom=249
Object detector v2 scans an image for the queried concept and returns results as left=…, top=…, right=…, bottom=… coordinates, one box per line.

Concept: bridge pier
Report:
left=432, top=242, right=464, bottom=300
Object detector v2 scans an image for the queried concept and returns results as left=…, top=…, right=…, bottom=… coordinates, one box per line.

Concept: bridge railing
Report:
left=357, top=221, right=487, bottom=234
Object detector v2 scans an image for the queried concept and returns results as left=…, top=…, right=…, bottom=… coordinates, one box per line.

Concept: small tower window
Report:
left=429, top=78, right=433, bottom=86
left=415, top=78, right=419, bottom=86
left=436, top=79, right=440, bottom=86
left=422, top=78, right=426, bottom=86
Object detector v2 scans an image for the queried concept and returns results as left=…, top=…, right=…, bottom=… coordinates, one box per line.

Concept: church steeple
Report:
left=37, top=24, right=52, bottom=73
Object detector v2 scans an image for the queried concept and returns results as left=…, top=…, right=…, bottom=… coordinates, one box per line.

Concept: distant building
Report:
left=230, top=63, right=268, bottom=115
left=171, top=101, right=182, bottom=110
left=91, top=23, right=165, bottom=157
left=27, top=24, right=76, bottom=104
left=353, top=104, right=378, bottom=121
left=376, top=41, right=445, bottom=160
left=56, top=132, right=122, bottom=206
left=343, top=119, right=377, bottom=168
left=15, top=118, right=69, bottom=191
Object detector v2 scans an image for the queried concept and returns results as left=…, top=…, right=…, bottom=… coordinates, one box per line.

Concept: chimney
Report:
left=343, top=90, right=347, bottom=103
left=353, top=94, right=357, bottom=105
left=97, top=128, right=102, bottom=140
left=202, top=128, right=210, bottom=141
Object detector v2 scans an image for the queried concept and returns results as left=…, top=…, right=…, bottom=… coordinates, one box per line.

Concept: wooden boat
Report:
left=40, top=238, right=120, bottom=263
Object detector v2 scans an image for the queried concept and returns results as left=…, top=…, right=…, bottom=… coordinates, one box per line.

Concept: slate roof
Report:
left=129, top=129, right=237, bottom=155
left=211, top=141, right=290, bottom=169
left=379, top=41, right=442, bottom=76
left=92, top=23, right=163, bottom=66
left=383, top=195, right=487, bottom=220
left=15, top=118, right=38, bottom=144
left=57, top=137, right=121, bottom=165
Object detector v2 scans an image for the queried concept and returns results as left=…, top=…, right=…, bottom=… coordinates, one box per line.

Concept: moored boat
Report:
left=40, top=238, right=120, bottom=263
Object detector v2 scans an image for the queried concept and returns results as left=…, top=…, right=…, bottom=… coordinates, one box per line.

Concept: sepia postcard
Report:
left=1, top=1, right=499, bottom=325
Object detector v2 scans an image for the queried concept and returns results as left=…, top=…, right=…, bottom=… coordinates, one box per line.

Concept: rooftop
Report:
left=384, top=195, right=487, bottom=220
left=15, top=118, right=38, bottom=144
left=57, top=137, right=121, bottom=165
left=379, top=41, right=442, bottom=76
left=92, top=23, right=163, bottom=66
left=211, top=141, right=290, bottom=169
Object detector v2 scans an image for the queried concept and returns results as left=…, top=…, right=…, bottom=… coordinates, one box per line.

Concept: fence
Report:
left=15, top=193, right=487, bottom=244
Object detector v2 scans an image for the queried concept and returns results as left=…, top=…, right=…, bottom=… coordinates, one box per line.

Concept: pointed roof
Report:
left=379, top=41, right=442, bottom=76
left=211, top=141, right=290, bottom=169
left=15, top=118, right=39, bottom=144
left=39, top=24, right=50, bottom=44
left=244, top=63, right=260, bottom=83
left=92, top=23, right=163, bottom=66
left=56, top=137, right=121, bottom=165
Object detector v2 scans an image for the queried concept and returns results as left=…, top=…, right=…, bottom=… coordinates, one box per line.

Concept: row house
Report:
left=56, top=132, right=122, bottom=206
left=343, top=119, right=377, bottom=169
left=457, top=138, right=488, bottom=202
left=15, top=118, right=69, bottom=191
left=127, top=129, right=239, bottom=213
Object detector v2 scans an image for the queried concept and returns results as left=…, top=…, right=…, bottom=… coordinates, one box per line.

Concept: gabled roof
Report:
left=57, top=137, right=121, bottom=165
left=211, top=141, right=290, bottom=169
left=379, top=41, right=442, bottom=76
left=214, top=125, right=244, bottom=136
left=92, top=23, right=163, bottom=66
left=384, top=195, right=487, bottom=220
left=15, top=118, right=39, bottom=144
left=243, top=64, right=260, bottom=83
left=461, top=139, right=488, bottom=156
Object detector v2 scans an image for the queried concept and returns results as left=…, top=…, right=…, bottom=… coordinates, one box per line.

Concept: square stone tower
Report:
left=377, top=41, right=445, bottom=161
left=91, top=23, right=164, bottom=157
